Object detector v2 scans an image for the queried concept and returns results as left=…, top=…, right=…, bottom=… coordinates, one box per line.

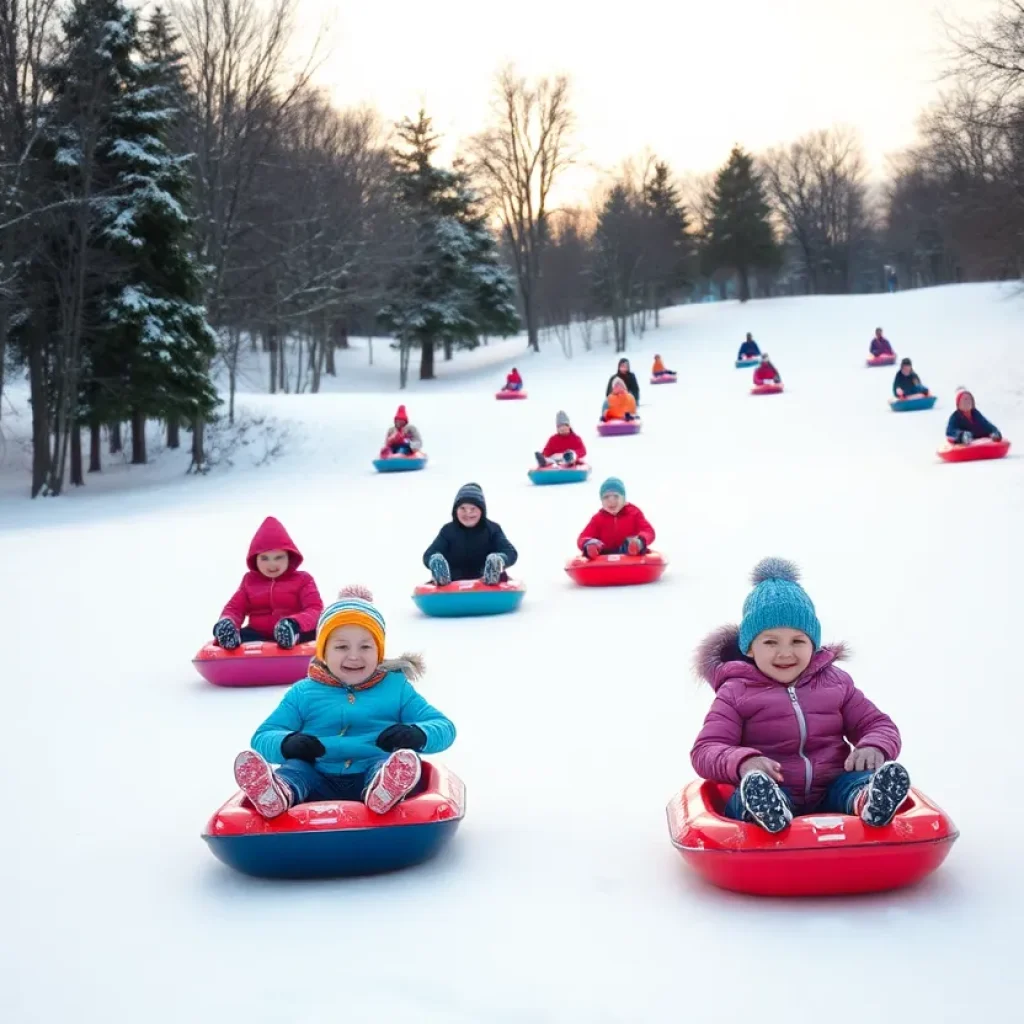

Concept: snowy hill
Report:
left=2, top=283, right=1022, bottom=1023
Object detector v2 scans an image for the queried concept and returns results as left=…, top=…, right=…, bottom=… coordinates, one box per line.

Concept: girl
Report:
left=605, top=358, right=640, bottom=404
left=232, top=586, right=455, bottom=818
left=946, top=387, right=1002, bottom=445
left=870, top=328, right=894, bottom=358
left=602, top=377, right=638, bottom=421
left=536, top=410, right=587, bottom=467
left=381, top=404, right=423, bottom=457
left=737, top=333, right=760, bottom=360
left=213, top=517, right=324, bottom=650
left=892, top=358, right=930, bottom=398
left=577, top=477, right=655, bottom=558
left=752, top=353, right=781, bottom=386
left=691, top=558, right=910, bottom=834
left=503, top=367, right=524, bottom=392
left=651, top=354, right=675, bottom=378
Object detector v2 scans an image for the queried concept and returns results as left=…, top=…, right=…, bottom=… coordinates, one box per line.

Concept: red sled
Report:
left=751, top=383, right=783, bottom=396
left=496, top=390, right=527, bottom=401
left=666, top=780, right=958, bottom=897
left=937, top=438, right=1011, bottom=464
left=565, top=551, right=668, bottom=587
left=193, top=640, right=315, bottom=687
left=866, top=354, right=897, bottom=367
left=650, top=373, right=677, bottom=384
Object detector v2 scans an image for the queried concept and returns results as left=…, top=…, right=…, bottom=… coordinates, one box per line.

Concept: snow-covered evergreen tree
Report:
left=643, top=161, right=691, bottom=321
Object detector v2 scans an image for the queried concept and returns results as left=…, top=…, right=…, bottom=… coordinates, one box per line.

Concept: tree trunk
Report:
left=333, top=320, right=349, bottom=349
left=189, top=417, right=206, bottom=473
left=325, top=335, right=336, bottom=376
left=419, top=340, right=435, bottom=380
left=738, top=266, right=751, bottom=302
left=130, top=409, right=147, bottom=464
left=524, top=288, right=539, bottom=351
left=443, top=338, right=453, bottom=361
left=89, top=422, right=102, bottom=472
left=167, top=415, right=180, bottom=449
left=109, top=421, right=123, bottom=454
left=29, top=334, right=51, bottom=498
left=70, top=426, right=84, bottom=486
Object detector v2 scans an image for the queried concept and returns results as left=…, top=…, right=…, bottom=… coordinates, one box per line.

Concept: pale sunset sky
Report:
left=297, top=0, right=997, bottom=199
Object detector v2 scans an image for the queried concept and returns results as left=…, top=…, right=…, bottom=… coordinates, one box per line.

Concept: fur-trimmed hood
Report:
left=380, top=652, right=425, bottom=681
left=694, top=624, right=848, bottom=692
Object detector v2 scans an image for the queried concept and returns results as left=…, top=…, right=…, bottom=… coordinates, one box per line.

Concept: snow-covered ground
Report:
left=2, top=283, right=1022, bottom=1023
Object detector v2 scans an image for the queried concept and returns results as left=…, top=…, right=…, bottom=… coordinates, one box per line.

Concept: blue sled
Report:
left=736, top=358, right=759, bottom=368
left=373, top=457, right=427, bottom=473
left=413, top=589, right=525, bottom=618
left=528, top=466, right=591, bottom=485
left=890, top=395, right=937, bottom=412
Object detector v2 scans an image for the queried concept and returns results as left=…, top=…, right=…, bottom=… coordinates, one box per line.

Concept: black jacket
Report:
left=605, top=370, right=640, bottom=404
left=423, top=519, right=518, bottom=581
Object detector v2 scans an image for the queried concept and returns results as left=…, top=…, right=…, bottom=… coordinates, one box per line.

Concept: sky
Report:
left=295, top=0, right=995, bottom=200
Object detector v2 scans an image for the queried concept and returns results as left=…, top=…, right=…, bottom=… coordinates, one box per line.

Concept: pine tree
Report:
left=642, top=161, right=692, bottom=324
left=593, top=184, right=645, bottom=351
left=704, top=146, right=779, bottom=301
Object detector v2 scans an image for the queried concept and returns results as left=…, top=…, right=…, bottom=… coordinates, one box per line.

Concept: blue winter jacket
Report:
left=738, top=340, right=760, bottom=358
left=892, top=370, right=928, bottom=397
left=946, top=407, right=1000, bottom=442
left=251, top=655, right=455, bottom=776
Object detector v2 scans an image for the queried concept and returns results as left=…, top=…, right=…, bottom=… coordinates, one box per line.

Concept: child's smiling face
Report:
left=749, top=629, right=813, bottom=684
left=601, top=492, right=624, bottom=514
left=456, top=503, right=482, bottom=527
left=557, top=423, right=570, bottom=435
left=324, top=624, right=379, bottom=685
left=256, top=549, right=288, bottom=578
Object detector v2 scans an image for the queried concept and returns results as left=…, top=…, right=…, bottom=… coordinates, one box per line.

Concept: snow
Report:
left=2, top=282, right=1022, bottom=1023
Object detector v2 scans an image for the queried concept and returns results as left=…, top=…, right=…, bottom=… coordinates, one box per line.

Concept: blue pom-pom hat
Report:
left=738, top=557, right=821, bottom=654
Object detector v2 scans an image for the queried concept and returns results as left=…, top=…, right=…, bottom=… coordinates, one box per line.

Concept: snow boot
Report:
left=534, top=451, right=547, bottom=468
left=483, top=553, right=505, bottom=585
left=740, top=771, right=793, bottom=834
left=428, top=553, right=451, bottom=587
left=856, top=761, right=911, bottom=827
left=213, top=617, right=241, bottom=650
left=233, top=750, right=292, bottom=819
left=364, top=750, right=422, bottom=815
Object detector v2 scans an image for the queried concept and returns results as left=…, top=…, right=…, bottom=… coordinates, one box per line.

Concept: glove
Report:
left=626, top=536, right=646, bottom=556
left=428, top=553, right=451, bottom=586
left=895, top=389, right=904, bottom=398
left=582, top=539, right=602, bottom=560
left=483, top=552, right=506, bottom=585
left=960, top=431, right=973, bottom=444
left=624, top=412, right=635, bottom=421
left=563, top=451, right=577, bottom=465
left=375, top=723, right=427, bottom=753
left=280, top=732, right=326, bottom=763
left=213, top=617, right=241, bottom=649
left=274, top=618, right=299, bottom=649
left=992, top=431, right=1002, bottom=442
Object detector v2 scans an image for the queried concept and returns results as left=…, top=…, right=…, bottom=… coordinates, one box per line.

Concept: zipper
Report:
left=787, top=686, right=813, bottom=801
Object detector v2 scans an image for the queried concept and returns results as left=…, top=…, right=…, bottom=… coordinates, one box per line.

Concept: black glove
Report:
left=274, top=617, right=299, bottom=649
left=960, top=431, right=973, bottom=444
left=213, top=617, right=241, bottom=649
left=375, top=724, right=427, bottom=752
left=280, top=732, right=326, bottom=762
left=992, top=431, right=1002, bottom=442
left=624, top=412, right=635, bottom=421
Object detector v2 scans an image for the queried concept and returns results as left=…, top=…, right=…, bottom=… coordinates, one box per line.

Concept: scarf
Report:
left=307, top=657, right=386, bottom=703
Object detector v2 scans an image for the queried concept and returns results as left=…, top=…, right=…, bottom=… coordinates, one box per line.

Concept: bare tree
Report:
left=471, top=66, right=574, bottom=351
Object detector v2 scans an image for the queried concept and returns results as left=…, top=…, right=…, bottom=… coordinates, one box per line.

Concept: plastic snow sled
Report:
left=496, top=390, right=527, bottom=401
left=373, top=452, right=428, bottom=472
left=528, top=463, right=592, bottom=485
left=193, top=640, right=315, bottom=688
left=597, top=419, right=642, bottom=436
left=202, top=762, right=465, bottom=879
left=412, top=579, right=526, bottom=617
left=650, top=373, right=677, bottom=384
left=937, top=438, right=1011, bottom=464
left=565, top=551, right=668, bottom=587
left=866, top=354, right=897, bottom=367
left=890, top=395, right=937, bottom=412
left=751, top=383, right=783, bottom=396
left=666, top=779, right=958, bottom=897
left=735, top=358, right=759, bottom=368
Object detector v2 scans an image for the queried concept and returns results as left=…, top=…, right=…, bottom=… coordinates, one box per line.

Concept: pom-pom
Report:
left=339, top=584, right=373, bottom=601
left=750, top=557, right=800, bottom=586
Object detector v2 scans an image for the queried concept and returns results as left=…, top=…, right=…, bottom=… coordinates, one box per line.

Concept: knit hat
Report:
left=738, top=557, right=821, bottom=654
left=315, top=584, right=386, bottom=662
left=556, top=410, right=571, bottom=428
left=900, top=358, right=912, bottom=368
left=611, top=376, right=626, bottom=392
left=394, top=405, right=408, bottom=423
left=452, top=481, right=486, bottom=517
left=599, top=476, right=626, bottom=499
left=954, top=387, right=973, bottom=411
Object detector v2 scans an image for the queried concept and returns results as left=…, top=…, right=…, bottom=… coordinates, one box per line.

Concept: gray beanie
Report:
left=452, top=481, right=486, bottom=518
left=556, top=410, right=570, bottom=428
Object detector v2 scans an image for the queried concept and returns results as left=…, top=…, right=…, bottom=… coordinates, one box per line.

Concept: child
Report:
left=870, top=328, right=894, bottom=358
left=892, top=358, right=930, bottom=398
left=737, top=333, right=760, bottom=360
left=752, top=353, right=781, bottom=386
left=213, top=517, right=324, bottom=650
left=381, top=404, right=423, bottom=457
left=606, top=358, right=640, bottom=403
left=503, top=367, right=524, bottom=392
left=577, top=477, right=655, bottom=559
left=651, top=354, right=675, bottom=378
left=691, top=558, right=910, bottom=834
left=602, top=377, right=638, bottom=421
left=536, top=410, right=587, bottom=467
left=423, top=482, right=518, bottom=586
left=232, top=586, right=456, bottom=818
left=946, top=387, right=1003, bottom=445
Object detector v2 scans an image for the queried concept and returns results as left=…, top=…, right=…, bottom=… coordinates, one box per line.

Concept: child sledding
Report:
left=751, top=354, right=783, bottom=394
left=736, top=333, right=760, bottom=365
left=938, top=388, right=1010, bottom=462
left=868, top=328, right=896, bottom=365
left=535, top=410, right=587, bottom=468
left=651, top=355, right=676, bottom=383
left=889, top=359, right=936, bottom=411
left=599, top=377, right=642, bottom=433
left=496, top=368, right=526, bottom=399
left=380, top=405, right=423, bottom=458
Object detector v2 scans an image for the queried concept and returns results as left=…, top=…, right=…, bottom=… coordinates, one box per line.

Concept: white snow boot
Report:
left=234, top=750, right=292, bottom=819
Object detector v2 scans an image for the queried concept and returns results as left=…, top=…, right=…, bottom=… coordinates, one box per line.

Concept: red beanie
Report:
left=394, top=405, right=408, bottom=423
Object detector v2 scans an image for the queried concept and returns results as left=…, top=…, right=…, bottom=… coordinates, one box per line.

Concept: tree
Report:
left=703, top=146, right=779, bottom=301
left=592, top=182, right=646, bottom=351
left=641, top=160, right=692, bottom=323
left=471, top=66, right=574, bottom=352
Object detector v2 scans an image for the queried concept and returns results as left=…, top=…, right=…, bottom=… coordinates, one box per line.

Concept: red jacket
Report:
left=506, top=369, right=523, bottom=387
left=753, top=362, right=780, bottom=385
left=542, top=430, right=587, bottom=460
left=577, top=503, right=655, bottom=552
left=220, top=517, right=324, bottom=634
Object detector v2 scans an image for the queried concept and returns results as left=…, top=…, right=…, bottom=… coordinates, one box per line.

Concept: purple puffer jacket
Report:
left=690, top=626, right=901, bottom=810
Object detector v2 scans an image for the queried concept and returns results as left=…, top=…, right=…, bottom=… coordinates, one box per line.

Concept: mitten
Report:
left=428, top=552, right=451, bottom=586
left=280, top=732, right=326, bottom=763
left=960, top=431, right=973, bottom=444
left=626, top=536, right=646, bottom=556
left=895, top=389, right=904, bottom=398
left=483, top=552, right=506, bottom=585
left=992, top=431, right=1002, bottom=442
left=563, top=451, right=577, bottom=465
left=213, top=617, right=241, bottom=649
left=274, top=618, right=299, bottom=649
left=582, top=539, right=602, bottom=560
left=624, top=412, right=635, bottom=421
left=375, top=724, right=427, bottom=753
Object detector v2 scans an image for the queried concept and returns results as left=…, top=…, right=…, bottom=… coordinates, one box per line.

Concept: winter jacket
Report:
left=652, top=356, right=670, bottom=375
left=220, top=518, right=324, bottom=635
left=602, top=391, right=638, bottom=421
left=385, top=423, right=423, bottom=451
left=577, top=503, right=655, bottom=553
left=753, top=362, right=781, bottom=385
left=606, top=369, right=640, bottom=404
left=542, top=430, right=587, bottom=460
left=251, top=655, right=455, bottom=776
left=738, top=340, right=760, bottom=359
left=505, top=369, right=523, bottom=388
left=423, top=518, right=518, bottom=581
left=946, top=407, right=1000, bottom=441
left=691, top=626, right=901, bottom=811
left=892, top=371, right=927, bottom=398
left=870, top=336, right=894, bottom=357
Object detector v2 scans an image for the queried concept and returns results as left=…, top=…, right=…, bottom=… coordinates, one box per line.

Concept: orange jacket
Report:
left=603, top=391, right=637, bottom=421
left=652, top=356, right=666, bottom=374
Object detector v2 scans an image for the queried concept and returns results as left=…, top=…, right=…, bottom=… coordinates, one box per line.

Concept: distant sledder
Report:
left=380, top=405, right=423, bottom=458
left=496, top=367, right=526, bottom=399
left=601, top=377, right=638, bottom=422
left=535, top=410, right=587, bottom=469
left=606, top=358, right=640, bottom=404
left=939, top=388, right=1009, bottom=462
left=889, top=358, right=936, bottom=411
left=867, top=328, right=896, bottom=367
left=736, top=333, right=761, bottom=366
left=651, top=355, right=677, bottom=383
left=751, top=353, right=783, bottom=394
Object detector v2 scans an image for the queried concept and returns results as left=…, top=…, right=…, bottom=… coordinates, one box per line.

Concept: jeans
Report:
left=240, top=626, right=316, bottom=644
left=505, top=382, right=522, bottom=392
left=388, top=443, right=414, bottom=455
left=274, top=757, right=427, bottom=804
left=723, top=770, right=874, bottom=820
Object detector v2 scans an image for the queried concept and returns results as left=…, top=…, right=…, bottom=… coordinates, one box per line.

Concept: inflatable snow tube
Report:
left=203, top=762, right=465, bottom=879
left=751, top=383, right=783, bottom=396
left=889, top=395, right=936, bottom=413
left=496, top=390, right=528, bottom=401
left=650, top=374, right=677, bottom=384
left=412, top=579, right=526, bottom=617
left=866, top=354, right=897, bottom=367
left=565, top=551, right=668, bottom=587
left=937, top=438, right=1011, bottom=464
left=735, top=358, right=759, bottom=368
left=528, top=463, right=592, bottom=485
left=193, top=640, right=315, bottom=688
left=666, top=780, right=958, bottom=897
left=373, top=452, right=428, bottom=472
left=597, top=419, right=642, bottom=436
